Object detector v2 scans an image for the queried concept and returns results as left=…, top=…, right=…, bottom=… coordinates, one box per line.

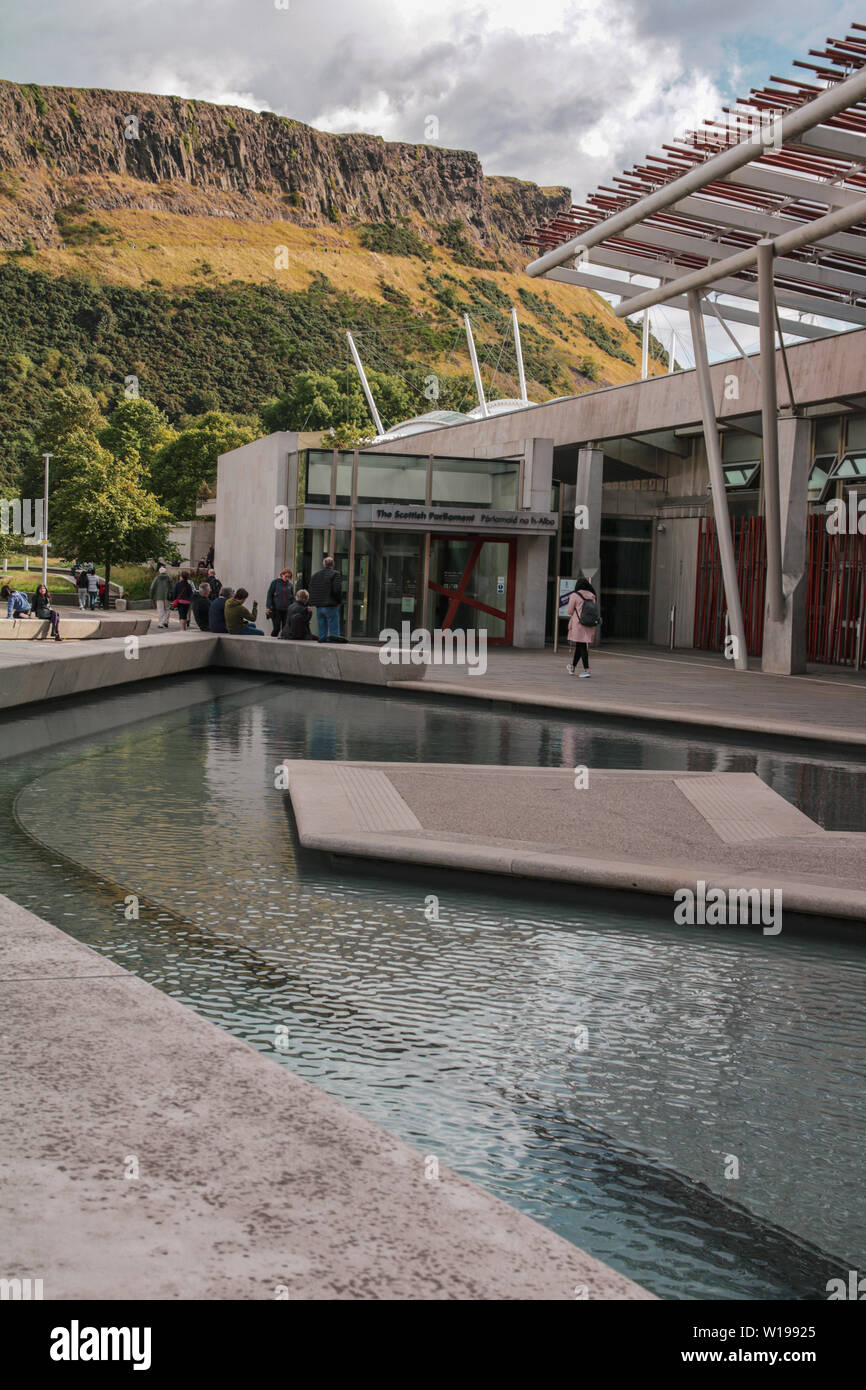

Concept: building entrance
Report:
left=428, top=535, right=515, bottom=644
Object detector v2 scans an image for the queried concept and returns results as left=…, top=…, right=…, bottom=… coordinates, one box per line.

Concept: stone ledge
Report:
left=0, top=891, right=651, bottom=1301
left=0, top=616, right=152, bottom=640
left=215, top=634, right=428, bottom=684
left=285, top=762, right=866, bottom=923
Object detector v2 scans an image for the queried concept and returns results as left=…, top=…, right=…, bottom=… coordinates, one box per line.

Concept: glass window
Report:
left=723, top=463, right=760, bottom=490
left=299, top=450, right=333, bottom=505
left=431, top=456, right=519, bottom=508
left=722, top=431, right=762, bottom=463
left=815, top=417, right=842, bottom=457
left=844, top=416, right=866, bottom=451
left=356, top=453, right=428, bottom=505
left=808, top=454, right=837, bottom=502
left=336, top=454, right=354, bottom=506
left=835, top=453, right=866, bottom=480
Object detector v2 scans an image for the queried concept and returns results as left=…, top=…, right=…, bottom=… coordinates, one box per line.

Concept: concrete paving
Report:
left=412, top=645, right=866, bottom=747
left=0, top=619, right=863, bottom=747
left=285, top=762, right=866, bottom=922
left=0, top=892, right=650, bottom=1301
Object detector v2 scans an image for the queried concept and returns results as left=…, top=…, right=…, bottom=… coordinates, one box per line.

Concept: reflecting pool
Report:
left=2, top=673, right=865, bottom=1300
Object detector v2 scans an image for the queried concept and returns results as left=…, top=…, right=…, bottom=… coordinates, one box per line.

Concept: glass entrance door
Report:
left=352, top=531, right=422, bottom=638
left=427, top=535, right=515, bottom=644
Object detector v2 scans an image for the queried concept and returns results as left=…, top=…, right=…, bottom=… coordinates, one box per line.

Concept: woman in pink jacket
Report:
left=565, top=577, right=599, bottom=677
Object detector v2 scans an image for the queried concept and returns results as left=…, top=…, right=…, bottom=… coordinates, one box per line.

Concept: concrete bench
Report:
left=216, top=635, right=428, bottom=684
left=0, top=616, right=152, bottom=640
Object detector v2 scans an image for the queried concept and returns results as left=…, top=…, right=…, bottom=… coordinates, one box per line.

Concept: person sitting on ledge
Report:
left=208, top=586, right=232, bottom=632
left=32, top=584, right=63, bottom=641
left=279, top=589, right=312, bottom=640
left=2, top=585, right=32, bottom=619
left=225, top=588, right=263, bottom=635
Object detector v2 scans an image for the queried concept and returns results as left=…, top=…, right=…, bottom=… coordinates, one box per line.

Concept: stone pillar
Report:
left=513, top=438, right=553, bottom=649
left=761, top=413, right=810, bottom=675
left=573, top=444, right=604, bottom=586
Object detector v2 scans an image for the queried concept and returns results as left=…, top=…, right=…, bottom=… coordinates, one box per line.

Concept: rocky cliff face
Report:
left=0, top=80, right=570, bottom=249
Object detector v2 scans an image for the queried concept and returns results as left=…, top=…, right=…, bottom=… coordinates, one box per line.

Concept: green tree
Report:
left=100, top=397, right=176, bottom=471
left=50, top=449, right=171, bottom=595
left=148, top=412, right=258, bottom=519
left=19, top=385, right=107, bottom=498
left=261, top=368, right=411, bottom=435
left=36, top=384, right=105, bottom=456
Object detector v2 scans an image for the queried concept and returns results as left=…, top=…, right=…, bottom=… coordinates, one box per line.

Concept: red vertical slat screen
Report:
left=695, top=516, right=866, bottom=667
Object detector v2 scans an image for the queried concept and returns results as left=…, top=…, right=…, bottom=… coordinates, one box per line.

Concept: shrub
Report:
left=359, top=222, right=431, bottom=260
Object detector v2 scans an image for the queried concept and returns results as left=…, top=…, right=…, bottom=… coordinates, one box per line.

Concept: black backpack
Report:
left=579, top=594, right=600, bottom=627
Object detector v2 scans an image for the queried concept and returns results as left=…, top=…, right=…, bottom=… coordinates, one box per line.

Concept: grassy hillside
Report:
left=0, top=83, right=669, bottom=490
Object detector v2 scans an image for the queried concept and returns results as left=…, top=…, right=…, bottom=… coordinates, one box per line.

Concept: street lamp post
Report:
left=41, top=452, right=52, bottom=589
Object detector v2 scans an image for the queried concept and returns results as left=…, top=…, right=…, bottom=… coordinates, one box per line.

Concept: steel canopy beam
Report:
left=757, top=241, right=785, bottom=624
left=551, top=245, right=866, bottom=325
left=611, top=194, right=866, bottom=317
left=687, top=288, right=749, bottom=671
left=544, top=266, right=835, bottom=338
left=525, top=62, right=866, bottom=278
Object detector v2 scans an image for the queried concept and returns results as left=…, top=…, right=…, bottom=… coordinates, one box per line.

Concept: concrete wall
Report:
left=216, top=432, right=296, bottom=613
left=367, top=329, right=866, bottom=458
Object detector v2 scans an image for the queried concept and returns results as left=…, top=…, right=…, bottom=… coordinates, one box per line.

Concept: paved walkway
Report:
left=0, top=892, right=649, bottom=1300
left=286, top=762, right=866, bottom=921
left=1, top=624, right=863, bottom=746
left=411, top=645, right=866, bottom=746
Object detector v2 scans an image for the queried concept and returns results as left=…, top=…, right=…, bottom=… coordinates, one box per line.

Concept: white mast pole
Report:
left=346, top=331, right=384, bottom=437
left=511, top=306, right=528, bottom=404
left=463, top=314, right=489, bottom=417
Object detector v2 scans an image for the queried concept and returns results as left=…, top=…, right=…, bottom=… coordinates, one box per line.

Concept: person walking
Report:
left=308, top=556, right=342, bottom=642
left=172, top=571, right=194, bottom=631
left=265, top=567, right=294, bottom=637
left=86, top=568, right=99, bottom=610
left=208, top=586, right=232, bottom=632
left=565, top=576, right=599, bottom=678
left=191, top=582, right=212, bottom=632
left=32, top=583, right=62, bottom=641
left=279, top=588, right=312, bottom=640
left=205, top=544, right=214, bottom=569
left=150, top=565, right=174, bottom=629
left=76, top=568, right=89, bottom=609
left=224, top=588, right=263, bottom=635
left=206, top=567, right=221, bottom=599
left=2, top=584, right=32, bottom=620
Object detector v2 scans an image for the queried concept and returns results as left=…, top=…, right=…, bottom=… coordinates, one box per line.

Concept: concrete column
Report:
left=513, top=438, right=554, bottom=648
left=573, top=444, right=604, bottom=585
left=761, top=413, right=810, bottom=674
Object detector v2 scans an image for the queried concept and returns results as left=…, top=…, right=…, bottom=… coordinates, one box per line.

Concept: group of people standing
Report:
left=149, top=565, right=222, bottom=631
left=75, top=566, right=106, bottom=610
left=150, top=555, right=343, bottom=643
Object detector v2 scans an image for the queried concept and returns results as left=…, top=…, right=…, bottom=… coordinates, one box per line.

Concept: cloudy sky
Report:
left=1, top=0, right=851, bottom=194
left=0, top=0, right=855, bottom=357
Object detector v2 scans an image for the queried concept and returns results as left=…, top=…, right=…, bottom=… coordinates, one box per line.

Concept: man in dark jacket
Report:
left=206, top=568, right=221, bottom=599
left=279, top=589, right=312, bottom=640
left=191, top=582, right=212, bottom=632
left=308, top=557, right=342, bottom=642
left=265, top=568, right=294, bottom=637
left=208, top=586, right=233, bottom=633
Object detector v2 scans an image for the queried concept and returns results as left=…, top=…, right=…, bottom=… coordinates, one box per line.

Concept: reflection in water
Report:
left=3, top=673, right=866, bottom=1301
